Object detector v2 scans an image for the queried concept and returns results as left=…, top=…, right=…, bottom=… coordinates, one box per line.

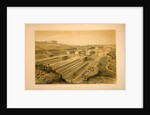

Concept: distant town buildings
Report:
left=66, top=48, right=77, bottom=54
left=75, top=50, right=86, bottom=56
left=86, top=50, right=95, bottom=56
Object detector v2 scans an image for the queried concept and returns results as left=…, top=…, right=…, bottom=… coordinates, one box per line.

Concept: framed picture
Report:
left=2, top=0, right=146, bottom=110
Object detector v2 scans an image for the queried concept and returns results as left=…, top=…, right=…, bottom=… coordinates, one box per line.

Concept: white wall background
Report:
left=7, top=7, right=143, bottom=108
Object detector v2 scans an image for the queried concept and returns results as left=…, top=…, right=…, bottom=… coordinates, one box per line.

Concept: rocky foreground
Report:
left=35, top=55, right=116, bottom=84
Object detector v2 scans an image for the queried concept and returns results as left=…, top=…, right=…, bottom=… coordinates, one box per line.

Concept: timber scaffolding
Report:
left=36, top=55, right=100, bottom=83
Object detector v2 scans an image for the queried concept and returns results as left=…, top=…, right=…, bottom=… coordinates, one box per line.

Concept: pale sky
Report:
left=35, top=30, right=115, bottom=45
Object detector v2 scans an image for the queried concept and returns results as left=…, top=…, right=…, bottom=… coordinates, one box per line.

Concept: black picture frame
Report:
left=0, top=0, right=148, bottom=113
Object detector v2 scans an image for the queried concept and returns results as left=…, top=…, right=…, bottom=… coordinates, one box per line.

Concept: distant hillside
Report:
left=35, top=42, right=75, bottom=51
left=35, top=42, right=115, bottom=51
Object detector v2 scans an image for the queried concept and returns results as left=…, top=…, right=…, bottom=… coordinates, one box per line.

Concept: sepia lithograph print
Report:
left=35, top=30, right=116, bottom=84
left=25, top=24, right=125, bottom=90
